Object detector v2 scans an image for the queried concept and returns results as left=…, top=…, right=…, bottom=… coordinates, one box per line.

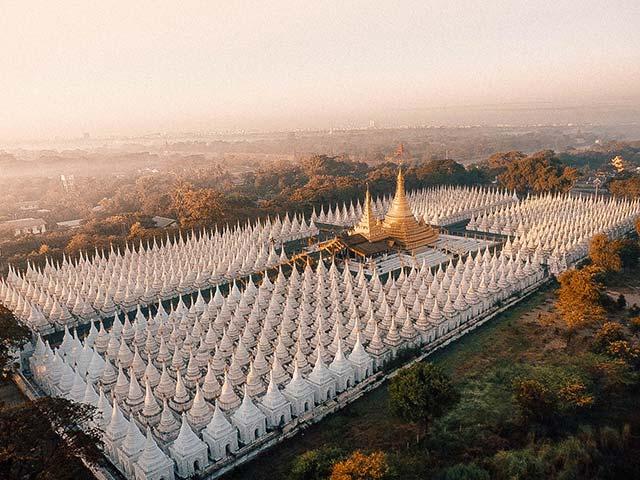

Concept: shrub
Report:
left=330, top=450, right=389, bottom=480
left=606, top=341, right=640, bottom=368
left=491, top=448, right=546, bottom=480
left=557, top=382, right=594, bottom=410
left=513, top=379, right=557, bottom=426
left=290, top=446, right=345, bottom=480
left=592, top=322, right=626, bottom=353
left=438, top=463, right=491, bottom=480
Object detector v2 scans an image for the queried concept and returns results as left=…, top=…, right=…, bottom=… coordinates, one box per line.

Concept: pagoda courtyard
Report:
left=4, top=170, right=640, bottom=480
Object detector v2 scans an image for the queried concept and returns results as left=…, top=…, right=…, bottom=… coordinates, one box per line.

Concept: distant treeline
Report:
left=3, top=141, right=640, bottom=275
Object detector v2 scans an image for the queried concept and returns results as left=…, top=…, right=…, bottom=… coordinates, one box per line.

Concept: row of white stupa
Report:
left=1, top=216, right=311, bottom=333
left=468, top=193, right=640, bottom=273
left=29, top=252, right=544, bottom=480
left=0, top=185, right=515, bottom=334
left=312, top=184, right=516, bottom=227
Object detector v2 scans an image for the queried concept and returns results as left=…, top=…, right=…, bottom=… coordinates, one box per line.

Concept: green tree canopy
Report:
left=497, top=150, right=578, bottom=194
left=289, top=446, right=345, bottom=480
left=438, top=463, right=491, bottom=480
left=513, top=379, right=558, bottom=426
left=388, top=362, right=459, bottom=439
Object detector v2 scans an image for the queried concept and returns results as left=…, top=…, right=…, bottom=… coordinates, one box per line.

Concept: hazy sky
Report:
left=1, top=0, right=639, bottom=140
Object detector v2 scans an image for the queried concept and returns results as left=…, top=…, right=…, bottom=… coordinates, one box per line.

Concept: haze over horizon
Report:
left=2, top=0, right=640, bottom=142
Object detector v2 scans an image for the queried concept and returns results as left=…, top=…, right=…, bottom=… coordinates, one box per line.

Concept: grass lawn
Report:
left=225, top=286, right=557, bottom=480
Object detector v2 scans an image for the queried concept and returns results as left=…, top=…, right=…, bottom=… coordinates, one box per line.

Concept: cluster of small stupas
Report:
left=0, top=215, right=318, bottom=333
left=0, top=185, right=512, bottom=336
left=29, top=249, right=544, bottom=480
left=312, top=185, right=516, bottom=227
left=468, top=192, right=640, bottom=273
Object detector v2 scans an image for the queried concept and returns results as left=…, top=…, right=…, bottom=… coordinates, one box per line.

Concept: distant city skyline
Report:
left=1, top=0, right=639, bottom=142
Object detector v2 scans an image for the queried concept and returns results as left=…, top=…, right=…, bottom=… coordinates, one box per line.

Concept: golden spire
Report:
left=384, top=166, right=414, bottom=224
left=352, top=183, right=385, bottom=241
left=350, top=160, right=438, bottom=252
left=381, top=166, right=439, bottom=251
left=360, top=184, right=376, bottom=226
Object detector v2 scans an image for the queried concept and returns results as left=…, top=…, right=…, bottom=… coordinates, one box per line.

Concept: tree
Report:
left=589, top=234, right=622, bottom=273
left=288, top=175, right=362, bottom=204
left=513, top=379, right=557, bottom=425
left=584, top=355, right=636, bottom=399
left=605, top=341, right=640, bottom=369
left=251, top=164, right=306, bottom=197
left=608, top=175, right=640, bottom=199
left=514, top=369, right=595, bottom=428
left=98, top=185, right=139, bottom=214
left=134, top=173, right=177, bottom=215
left=388, top=362, right=459, bottom=441
left=330, top=450, right=389, bottom=480
left=300, top=155, right=368, bottom=179
left=289, top=446, right=345, bottom=480
left=592, top=322, right=626, bottom=353
left=557, top=382, right=594, bottom=411
left=556, top=266, right=605, bottom=329
left=65, top=233, right=95, bottom=255
left=0, top=397, right=102, bottom=479
left=408, top=159, right=488, bottom=189
left=486, top=151, right=527, bottom=170
left=128, top=221, right=148, bottom=241
left=491, top=448, right=546, bottom=480
left=482, top=151, right=527, bottom=178
left=438, top=463, right=491, bottom=480
left=171, top=183, right=226, bottom=228
left=0, top=305, right=30, bottom=377
left=616, top=239, right=640, bottom=269
left=497, top=150, right=578, bottom=194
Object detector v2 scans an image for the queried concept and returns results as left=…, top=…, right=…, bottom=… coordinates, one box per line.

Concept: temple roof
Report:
left=205, top=401, right=235, bottom=438
left=347, top=167, right=438, bottom=253
left=260, top=371, right=290, bottom=410
left=172, top=413, right=206, bottom=456
left=284, top=364, right=314, bottom=400
left=136, top=427, right=173, bottom=473
left=121, top=420, right=146, bottom=456
left=232, top=385, right=266, bottom=427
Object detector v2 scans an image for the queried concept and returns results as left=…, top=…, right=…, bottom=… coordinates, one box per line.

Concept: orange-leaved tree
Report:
left=513, top=379, right=556, bottom=425
left=556, top=266, right=605, bottom=329
left=330, top=450, right=389, bottom=480
left=589, top=233, right=622, bottom=273
left=171, top=183, right=226, bottom=228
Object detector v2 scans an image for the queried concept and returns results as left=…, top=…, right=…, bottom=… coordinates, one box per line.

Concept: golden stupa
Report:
left=352, top=167, right=439, bottom=251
